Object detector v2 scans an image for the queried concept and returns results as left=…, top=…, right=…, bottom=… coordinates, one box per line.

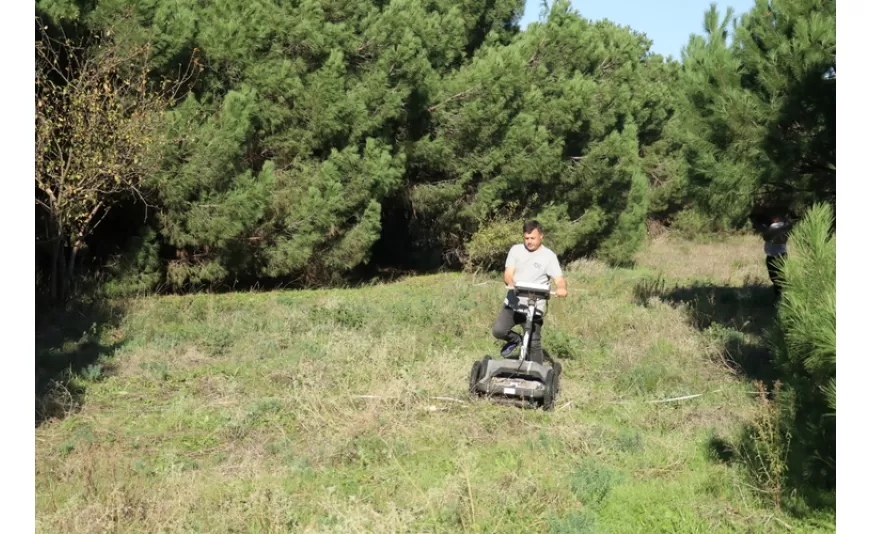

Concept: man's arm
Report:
left=504, top=245, right=518, bottom=288
left=548, top=252, right=567, bottom=297
left=553, top=276, right=567, bottom=298
left=504, top=266, right=516, bottom=288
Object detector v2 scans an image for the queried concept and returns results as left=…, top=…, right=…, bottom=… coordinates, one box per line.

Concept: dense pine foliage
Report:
left=35, top=0, right=835, bottom=293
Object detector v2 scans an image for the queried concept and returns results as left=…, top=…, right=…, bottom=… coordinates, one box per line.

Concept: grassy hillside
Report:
left=35, top=234, right=835, bottom=532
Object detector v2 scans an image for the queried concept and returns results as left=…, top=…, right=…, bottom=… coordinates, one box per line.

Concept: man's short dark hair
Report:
left=523, top=220, right=543, bottom=234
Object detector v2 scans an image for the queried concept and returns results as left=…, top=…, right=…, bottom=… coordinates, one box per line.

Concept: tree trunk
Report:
left=68, top=238, right=84, bottom=295
left=66, top=203, right=104, bottom=293
left=58, top=238, right=68, bottom=300
left=50, top=235, right=60, bottom=301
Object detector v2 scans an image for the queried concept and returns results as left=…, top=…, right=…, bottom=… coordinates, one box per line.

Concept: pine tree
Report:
left=35, top=0, right=694, bottom=285
left=768, top=202, right=836, bottom=492
left=70, top=0, right=505, bottom=286
left=680, top=1, right=835, bottom=226
left=735, top=0, right=835, bottom=208
left=414, top=1, right=669, bottom=267
left=679, top=5, right=767, bottom=228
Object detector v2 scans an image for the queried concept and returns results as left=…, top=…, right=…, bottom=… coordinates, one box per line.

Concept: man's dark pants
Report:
left=492, top=305, right=544, bottom=364
left=766, top=253, right=787, bottom=301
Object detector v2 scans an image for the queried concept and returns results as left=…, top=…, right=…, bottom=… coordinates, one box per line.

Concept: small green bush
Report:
left=101, top=227, right=163, bottom=298
left=546, top=327, right=583, bottom=361
left=736, top=381, right=790, bottom=508
left=465, top=218, right=519, bottom=272
left=614, top=429, right=644, bottom=453
left=569, top=460, right=614, bottom=505
left=550, top=511, right=597, bottom=534
left=81, top=364, right=104, bottom=382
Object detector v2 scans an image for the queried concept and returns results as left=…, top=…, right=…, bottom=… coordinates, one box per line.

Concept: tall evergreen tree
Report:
left=736, top=0, right=835, bottom=207
left=410, top=1, right=673, bottom=267
left=680, top=1, right=835, bottom=226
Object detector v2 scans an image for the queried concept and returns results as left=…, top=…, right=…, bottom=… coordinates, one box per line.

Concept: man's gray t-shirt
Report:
left=504, top=244, right=563, bottom=314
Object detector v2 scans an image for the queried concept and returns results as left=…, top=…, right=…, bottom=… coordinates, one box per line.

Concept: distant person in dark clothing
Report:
left=759, top=214, right=792, bottom=301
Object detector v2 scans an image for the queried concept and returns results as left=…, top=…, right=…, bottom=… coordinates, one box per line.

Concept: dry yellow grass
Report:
left=635, top=233, right=770, bottom=285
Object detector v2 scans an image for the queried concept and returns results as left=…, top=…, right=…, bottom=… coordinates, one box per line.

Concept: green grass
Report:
left=35, top=235, right=835, bottom=533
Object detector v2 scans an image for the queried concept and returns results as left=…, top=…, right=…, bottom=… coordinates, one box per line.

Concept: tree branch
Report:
left=35, top=197, right=53, bottom=213
left=428, top=88, right=478, bottom=112
left=527, top=38, right=548, bottom=66
left=88, top=204, right=112, bottom=235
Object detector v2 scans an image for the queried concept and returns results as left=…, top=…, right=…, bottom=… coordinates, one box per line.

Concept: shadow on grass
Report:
left=157, top=263, right=446, bottom=296
left=35, top=299, right=125, bottom=427
left=634, top=278, right=779, bottom=385
left=635, top=278, right=836, bottom=516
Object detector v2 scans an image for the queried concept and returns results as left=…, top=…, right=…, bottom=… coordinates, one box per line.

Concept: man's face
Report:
left=523, top=229, right=543, bottom=251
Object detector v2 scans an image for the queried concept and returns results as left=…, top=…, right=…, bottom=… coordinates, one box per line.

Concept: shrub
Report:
left=767, top=202, right=836, bottom=492
left=464, top=218, right=520, bottom=272
left=569, top=460, right=614, bottom=506
left=102, top=227, right=163, bottom=298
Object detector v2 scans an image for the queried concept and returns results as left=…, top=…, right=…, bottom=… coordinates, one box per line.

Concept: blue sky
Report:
left=518, top=0, right=759, bottom=60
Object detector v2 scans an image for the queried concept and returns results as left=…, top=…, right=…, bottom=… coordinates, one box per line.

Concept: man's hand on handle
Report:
left=553, top=276, right=568, bottom=298
left=504, top=287, right=567, bottom=298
